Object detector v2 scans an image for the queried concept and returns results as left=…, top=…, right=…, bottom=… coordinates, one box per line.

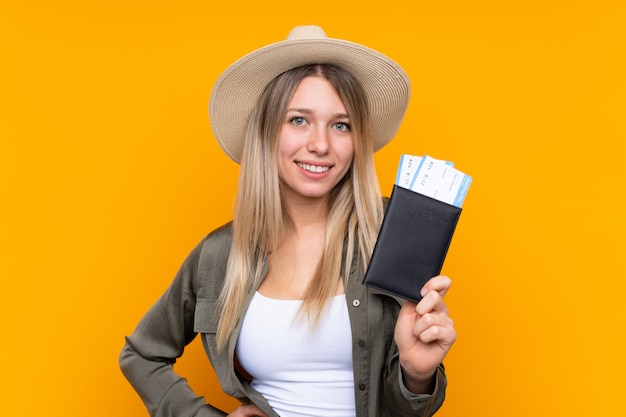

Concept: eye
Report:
left=289, top=116, right=307, bottom=126
left=334, top=122, right=351, bottom=132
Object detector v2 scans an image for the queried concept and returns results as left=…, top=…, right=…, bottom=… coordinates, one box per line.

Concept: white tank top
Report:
left=236, top=292, right=355, bottom=417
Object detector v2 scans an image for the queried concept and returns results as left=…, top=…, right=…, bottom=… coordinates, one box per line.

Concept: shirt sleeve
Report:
left=118, top=238, right=227, bottom=417
left=383, top=357, right=447, bottom=416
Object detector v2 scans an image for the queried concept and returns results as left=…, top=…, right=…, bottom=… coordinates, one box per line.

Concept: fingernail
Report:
left=420, top=287, right=429, bottom=297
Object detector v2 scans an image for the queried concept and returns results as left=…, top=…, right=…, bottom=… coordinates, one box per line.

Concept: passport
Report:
left=363, top=155, right=471, bottom=302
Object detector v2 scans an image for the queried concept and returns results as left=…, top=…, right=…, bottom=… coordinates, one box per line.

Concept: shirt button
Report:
left=352, top=299, right=360, bottom=307
left=358, top=339, right=366, bottom=348
left=359, top=383, right=366, bottom=391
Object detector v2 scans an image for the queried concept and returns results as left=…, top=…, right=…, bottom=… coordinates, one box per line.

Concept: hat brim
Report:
left=209, top=34, right=410, bottom=163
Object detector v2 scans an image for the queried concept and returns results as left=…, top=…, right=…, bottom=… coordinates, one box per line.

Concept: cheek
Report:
left=277, top=129, right=300, bottom=156
left=338, top=140, right=355, bottom=164
left=276, top=142, right=296, bottom=180
left=276, top=153, right=289, bottom=180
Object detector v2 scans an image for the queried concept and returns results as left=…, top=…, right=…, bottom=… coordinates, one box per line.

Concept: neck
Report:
left=282, top=195, right=330, bottom=234
left=261, top=195, right=330, bottom=300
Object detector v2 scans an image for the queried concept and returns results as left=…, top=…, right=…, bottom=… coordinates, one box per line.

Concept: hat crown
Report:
left=287, top=25, right=328, bottom=41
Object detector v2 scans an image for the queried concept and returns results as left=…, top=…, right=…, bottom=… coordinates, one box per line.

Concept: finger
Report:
left=416, top=290, right=448, bottom=316
left=399, top=300, right=418, bottom=318
left=413, top=311, right=454, bottom=336
left=237, top=404, right=270, bottom=417
left=420, top=275, right=452, bottom=298
left=417, top=323, right=457, bottom=346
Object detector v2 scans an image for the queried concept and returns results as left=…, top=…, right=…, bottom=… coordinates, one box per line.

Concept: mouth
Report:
left=296, top=162, right=331, bottom=173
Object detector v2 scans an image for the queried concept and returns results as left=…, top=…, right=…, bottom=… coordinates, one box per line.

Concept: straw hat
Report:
left=209, top=25, right=410, bottom=163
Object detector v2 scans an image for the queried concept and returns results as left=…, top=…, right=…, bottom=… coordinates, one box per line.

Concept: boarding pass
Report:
left=395, top=154, right=472, bottom=208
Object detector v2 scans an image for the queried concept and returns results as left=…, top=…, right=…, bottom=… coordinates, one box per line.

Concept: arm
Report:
left=379, top=275, right=454, bottom=416
left=387, top=275, right=456, bottom=415
left=395, top=275, right=456, bottom=392
left=119, top=238, right=227, bottom=417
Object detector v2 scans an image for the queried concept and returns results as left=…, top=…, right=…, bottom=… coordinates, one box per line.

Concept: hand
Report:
left=227, top=404, right=270, bottom=417
left=394, top=275, right=456, bottom=393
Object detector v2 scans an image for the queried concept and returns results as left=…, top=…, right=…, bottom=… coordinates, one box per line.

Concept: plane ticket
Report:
left=395, top=154, right=472, bottom=208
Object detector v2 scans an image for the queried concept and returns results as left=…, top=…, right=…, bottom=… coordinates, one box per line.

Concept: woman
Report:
left=120, top=25, right=456, bottom=417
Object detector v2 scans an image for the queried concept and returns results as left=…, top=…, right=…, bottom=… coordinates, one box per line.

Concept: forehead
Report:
left=289, top=76, right=347, bottom=111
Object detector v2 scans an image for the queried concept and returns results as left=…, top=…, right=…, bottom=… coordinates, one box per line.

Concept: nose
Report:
left=306, top=127, right=330, bottom=154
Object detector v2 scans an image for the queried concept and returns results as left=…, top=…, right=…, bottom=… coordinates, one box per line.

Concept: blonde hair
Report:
left=216, top=64, right=384, bottom=349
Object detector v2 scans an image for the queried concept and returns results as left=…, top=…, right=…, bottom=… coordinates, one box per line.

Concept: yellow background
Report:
left=1, top=1, right=625, bottom=415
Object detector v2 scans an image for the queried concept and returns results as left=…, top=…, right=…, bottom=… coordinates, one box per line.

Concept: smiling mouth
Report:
left=296, top=162, right=331, bottom=173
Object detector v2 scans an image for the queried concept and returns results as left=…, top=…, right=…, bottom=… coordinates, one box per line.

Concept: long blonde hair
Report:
left=216, top=64, right=384, bottom=349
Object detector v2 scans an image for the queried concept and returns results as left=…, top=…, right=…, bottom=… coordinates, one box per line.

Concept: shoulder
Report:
left=177, top=222, right=233, bottom=286
left=185, top=222, right=234, bottom=298
left=203, top=221, right=233, bottom=246
left=182, top=221, right=233, bottom=264
left=196, top=221, right=233, bottom=264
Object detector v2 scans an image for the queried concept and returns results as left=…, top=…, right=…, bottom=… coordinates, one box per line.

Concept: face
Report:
left=276, top=76, right=355, bottom=205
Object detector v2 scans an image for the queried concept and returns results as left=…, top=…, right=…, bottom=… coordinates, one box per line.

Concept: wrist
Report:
left=399, top=362, right=436, bottom=394
left=403, top=371, right=435, bottom=394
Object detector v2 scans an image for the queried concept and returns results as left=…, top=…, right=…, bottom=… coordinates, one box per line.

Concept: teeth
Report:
left=297, top=162, right=330, bottom=173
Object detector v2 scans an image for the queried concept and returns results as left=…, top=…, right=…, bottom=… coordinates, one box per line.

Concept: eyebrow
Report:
left=286, top=108, right=350, bottom=119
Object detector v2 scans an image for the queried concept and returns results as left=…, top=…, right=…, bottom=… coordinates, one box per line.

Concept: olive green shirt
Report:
left=120, top=222, right=447, bottom=416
